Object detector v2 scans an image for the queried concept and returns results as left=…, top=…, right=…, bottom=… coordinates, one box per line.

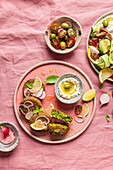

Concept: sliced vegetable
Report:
left=109, top=51, right=113, bottom=64
left=68, top=29, right=76, bottom=38
left=25, top=111, right=34, bottom=120
left=39, top=91, right=46, bottom=100
left=50, top=23, right=59, bottom=33
left=58, top=29, right=66, bottom=38
left=51, top=38, right=60, bottom=49
left=100, top=93, right=110, bottom=107
left=75, top=105, right=82, bottom=115
left=66, top=37, right=75, bottom=48
left=74, top=112, right=85, bottom=123
left=32, top=88, right=43, bottom=98
left=91, top=23, right=103, bottom=33
left=101, top=54, right=110, bottom=68
left=98, top=38, right=111, bottom=54
left=77, top=103, right=89, bottom=118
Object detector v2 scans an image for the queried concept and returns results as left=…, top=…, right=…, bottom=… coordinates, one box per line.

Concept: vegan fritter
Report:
left=19, top=96, right=42, bottom=116
left=23, top=79, right=45, bottom=98
left=48, top=123, right=70, bottom=136
left=52, top=109, right=73, bottom=123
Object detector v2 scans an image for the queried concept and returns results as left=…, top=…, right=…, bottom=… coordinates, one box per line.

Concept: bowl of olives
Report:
left=44, top=16, right=83, bottom=54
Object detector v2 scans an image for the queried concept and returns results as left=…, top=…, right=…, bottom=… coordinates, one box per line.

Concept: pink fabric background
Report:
left=0, top=0, right=113, bottom=169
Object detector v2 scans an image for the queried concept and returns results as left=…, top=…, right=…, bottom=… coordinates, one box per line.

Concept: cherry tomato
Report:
left=75, top=105, right=82, bottom=115
left=50, top=23, right=59, bottom=33
left=68, top=29, right=76, bottom=38
left=66, top=37, right=75, bottom=48
left=51, top=38, right=60, bottom=49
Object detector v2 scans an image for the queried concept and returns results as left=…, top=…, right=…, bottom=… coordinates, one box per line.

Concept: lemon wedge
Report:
left=99, top=68, right=113, bottom=83
left=30, top=119, right=47, bottom=131
left=82, top=89, right=96, bottom=101
left=34, top=77, right=42, bottom=91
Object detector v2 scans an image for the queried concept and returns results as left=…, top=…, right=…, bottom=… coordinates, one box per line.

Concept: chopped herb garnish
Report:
left=106, top=115, right=110, bottom=122
left=54, top=129, right=60, bottom=133
left=99, top=83, right=103, bottom=89
left=34, top=107, right=43, bottom=113
left=107, top=92, right=110, bottom=95
left=26, top=83, right=33, bottom=89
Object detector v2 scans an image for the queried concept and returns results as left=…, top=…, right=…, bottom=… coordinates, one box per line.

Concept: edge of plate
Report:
left=14, top=60, right=96, bottom=144
left=86, top=10, right=113, bottom=82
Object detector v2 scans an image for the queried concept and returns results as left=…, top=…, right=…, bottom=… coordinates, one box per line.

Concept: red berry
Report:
left=1, top=126, right=9, bottom=138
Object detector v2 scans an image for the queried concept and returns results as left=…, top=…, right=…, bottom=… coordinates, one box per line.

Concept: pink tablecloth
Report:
left=0, top=0, right=113, bottom=169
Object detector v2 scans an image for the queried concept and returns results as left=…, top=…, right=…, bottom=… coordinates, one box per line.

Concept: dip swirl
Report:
left=58, top=77, right=80, bottom=99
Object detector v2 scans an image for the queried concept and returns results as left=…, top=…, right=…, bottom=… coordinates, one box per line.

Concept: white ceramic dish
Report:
left=0, top=122, right=20, bottom=152
left=54, top=73, right=84, bottom=104
left=86, top=11, right=113, bottom=82
left=44, top=16, right=83, bottom=54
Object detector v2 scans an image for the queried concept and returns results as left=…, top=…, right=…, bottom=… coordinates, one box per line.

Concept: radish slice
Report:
left=65, top=20, right=73, bottom=28
left=25, top=111, right=34, bottom=120
left=74, top=112, right=85, bottom=123
left=39, top=91, right=46, bottom=99
left=24, top=101, right=33, bottom=107
left=57, top=27, right=64, bottom=33
left=100, top=93, right=110, bottom=107
left=31, top=88, right=43, bottom=98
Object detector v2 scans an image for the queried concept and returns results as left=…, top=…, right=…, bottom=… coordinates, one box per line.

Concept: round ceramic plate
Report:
left=87, top=11, right=113, bottom=82
left=14, top=60, right=96, bottom=144
left=0, top=122, right=20, bottom=152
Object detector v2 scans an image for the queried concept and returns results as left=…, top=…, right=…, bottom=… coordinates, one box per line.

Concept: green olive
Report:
left=102, top=19, right=108, bottom=27
left=50, top=33, right=56, bottom=39
left=90, top=32, right=96, bottom=38
left=61, top=23, right=69, bottom=29
left=65, top=35, right=68, bottom=41
left=64, top=82, right=71, bottom=89
left=56, top=36, right=59, bottom=40
left=60, top=41, right=66, bottom=50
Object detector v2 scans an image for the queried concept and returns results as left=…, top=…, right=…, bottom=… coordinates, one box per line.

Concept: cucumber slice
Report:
left=109, top=50, right=113, bottom=64
left=94, top=57, right=105, bottom=69
left=92, top=23, right=103, bottom=33
left=98, top=38, right=111, bottom=54
left=101, top=54, right=110, bottom=68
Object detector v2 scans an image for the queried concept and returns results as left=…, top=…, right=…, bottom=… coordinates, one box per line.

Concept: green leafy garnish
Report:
left=54, top=129, right=60, bottom=133
left=45, top=75, right=59, bottom=84
left=107, top=92, right=110, bottom=95
left=99, top=83, right=103, bottom=89
left=34, top=107, right=43, bottom=113
left=106, top=115, right=110, bottom=122
left=110, top=66, right=113, bottom=69
left=26, top=83, right=33, bottom=89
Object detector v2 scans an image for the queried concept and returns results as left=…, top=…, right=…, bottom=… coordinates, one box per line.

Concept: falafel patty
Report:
left=23, top=79, right=45, bottom=98
left=19, top=96, right=42, bottom=115
left=48, top=123, right=70, bottom=136
left=52, top=109, right=73, bottom=123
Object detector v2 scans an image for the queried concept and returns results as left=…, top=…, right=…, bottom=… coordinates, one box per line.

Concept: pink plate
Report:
left=14, top=60, right=96, bottom=144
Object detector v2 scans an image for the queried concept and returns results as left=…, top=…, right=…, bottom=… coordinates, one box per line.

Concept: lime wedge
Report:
left=34, top=77, right=42, bottom=91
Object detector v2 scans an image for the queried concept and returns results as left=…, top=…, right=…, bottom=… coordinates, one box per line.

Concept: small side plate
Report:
left=0, top=122, right=20, bottom=152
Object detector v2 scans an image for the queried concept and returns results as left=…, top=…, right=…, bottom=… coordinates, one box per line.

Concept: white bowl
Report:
left=44, top=16, right=83, bottom=54
left=0, top=122, right=20, bottom=152
left=54, top=73, right=84, bottom=104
